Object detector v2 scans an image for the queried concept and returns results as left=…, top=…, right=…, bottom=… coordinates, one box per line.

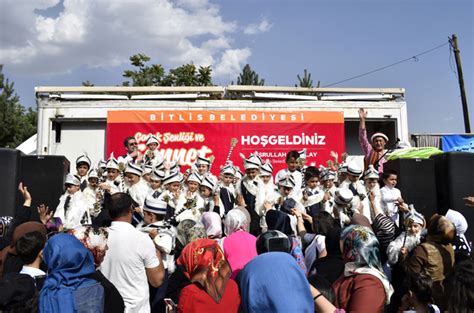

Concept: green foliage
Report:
left=297, top=69, right=313, bottom=88
left=236, top=64, right=265, bottom=86
left=122, top=54, right=213, bottom=87
left=0, top=66, right=37, bottom=148
left=123, top=54, right=165, bottom=86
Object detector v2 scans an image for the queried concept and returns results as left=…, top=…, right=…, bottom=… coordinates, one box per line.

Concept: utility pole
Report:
left=449, top=34, right=471, bottom=133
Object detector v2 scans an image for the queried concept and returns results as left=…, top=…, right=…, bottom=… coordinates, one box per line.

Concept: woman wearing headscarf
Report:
left=165, top=219, right=207, bottom=305
left=201, top=212, right=223, bottom=240
left=39, top=233, right=105, bottom=312
left=221, top=209, right=257, bottom=279
left=69, top=226, right=124, bottom=313
left=238, top=252, right=314, bottom=313
left=402, top=214, right=455, bottom=311
left=176, top=238, right=240, bottom=313
left=174, top=219, right=207, bottom=258
left=333, top=225, right=393, bottom=313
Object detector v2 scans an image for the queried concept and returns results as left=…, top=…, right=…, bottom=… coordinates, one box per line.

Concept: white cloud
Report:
left=214, top=48, right=251, bottom=78
left=243, top=18, right=273, bottom=35
left=0, top=0, right=250, bottom=78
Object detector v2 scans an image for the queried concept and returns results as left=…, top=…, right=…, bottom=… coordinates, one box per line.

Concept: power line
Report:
left=323, top=42, right=450, bottom=87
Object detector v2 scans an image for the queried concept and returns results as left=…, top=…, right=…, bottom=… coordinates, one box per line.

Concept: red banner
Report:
left=106, top=110, right=345, bottom=174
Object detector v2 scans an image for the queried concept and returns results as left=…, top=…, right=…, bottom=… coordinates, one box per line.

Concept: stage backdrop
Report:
left=106, top=110, right=345, bottom=174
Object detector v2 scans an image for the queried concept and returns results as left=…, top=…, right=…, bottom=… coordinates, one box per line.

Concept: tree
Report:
left=0, top=65, right=37, bottom=148
left=297, top=69, right=313, bottom=88
left=122, top=53, right=165, bottom=86
left=236, top=64, right=265, bottom=86
left=121, top=54, right=213, bottom=87
left=197, top=66, right=213, bottom=86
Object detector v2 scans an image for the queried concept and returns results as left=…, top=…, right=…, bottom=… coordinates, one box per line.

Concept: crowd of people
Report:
left=0, top=108, right=473, bottom=313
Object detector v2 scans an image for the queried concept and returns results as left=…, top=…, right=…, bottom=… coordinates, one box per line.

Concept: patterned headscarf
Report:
left=177, top=238, right=231, bottom=303
left=69, top=226, right=109, bottom=266
left=176, top=219, right=206, bottom=246
left=340, top=224, right=383, bottom=272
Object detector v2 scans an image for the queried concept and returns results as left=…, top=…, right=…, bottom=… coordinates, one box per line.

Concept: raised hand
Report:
left=37, top=204, right=52, bottom=225
left=358, top=108, right=368, bottom=120
left=18, top=182, right=32, bottom=206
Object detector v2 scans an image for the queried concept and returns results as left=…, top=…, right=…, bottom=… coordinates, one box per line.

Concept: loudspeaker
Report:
left=432, top=152, right=474, bottom=241
left=19, top=155, right=70, bottom=213
left=0, top=149, right=22, bottom=217
left=383, top=158, right=438, bottom=220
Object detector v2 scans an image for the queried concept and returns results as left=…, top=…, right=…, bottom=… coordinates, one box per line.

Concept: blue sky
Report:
left=1, top=0, right=472, bottom=134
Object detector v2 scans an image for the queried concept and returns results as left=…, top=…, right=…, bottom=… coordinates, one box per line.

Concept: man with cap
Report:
left=143, top=135, right=164, bottom=166
left=359, top=108, right=389, bottom=173
left=54, top=174, right=89, bottom=229
left=76, top=154, right=92, bottom=191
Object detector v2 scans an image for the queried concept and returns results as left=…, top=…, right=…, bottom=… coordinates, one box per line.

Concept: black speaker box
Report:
left=383, top=158, right=438, bottom=220
left=432, top=152, right=474, bottom=241
left=19, top=155, right=70, bottom=213
left=0, top=148, right=22, bottom=217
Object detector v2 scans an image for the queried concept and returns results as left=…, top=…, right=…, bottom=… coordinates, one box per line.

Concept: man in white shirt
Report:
left=100, top=193, right=165, bottom=313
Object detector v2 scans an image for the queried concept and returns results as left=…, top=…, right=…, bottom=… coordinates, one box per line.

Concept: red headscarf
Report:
left=177, top=238, right=231, bottom=303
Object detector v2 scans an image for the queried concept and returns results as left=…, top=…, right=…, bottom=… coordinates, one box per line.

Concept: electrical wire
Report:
left=323, top=41, right=450, bottom=87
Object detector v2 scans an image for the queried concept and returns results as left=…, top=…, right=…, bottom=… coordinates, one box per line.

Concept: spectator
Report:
left=100, top=193, right=164, bottom=313
left=333, top=225, right=393, bottom=312
left=70, top=225, right=125, bottom=313
left=201, top=211, right=223, bottom=240
left=238, top=252, right=314, bottom=313
left=0, top=221, right=46, bottom=279
left=310, top=227, right=344, bottom=285
left=39, top=233, right=105, bottom=312
left=402, top=214, right=455, bottom=311
left=0, top=272, right=38, bottom=311
left=398, top=272, right=440, bottom=313
left=221, top=209, right=257, bottom=279
left=447, top=259, right=474, bottom=313
left=176, top=239, right=240, bottom=313
left=16, top=231, right=47, bottom=288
